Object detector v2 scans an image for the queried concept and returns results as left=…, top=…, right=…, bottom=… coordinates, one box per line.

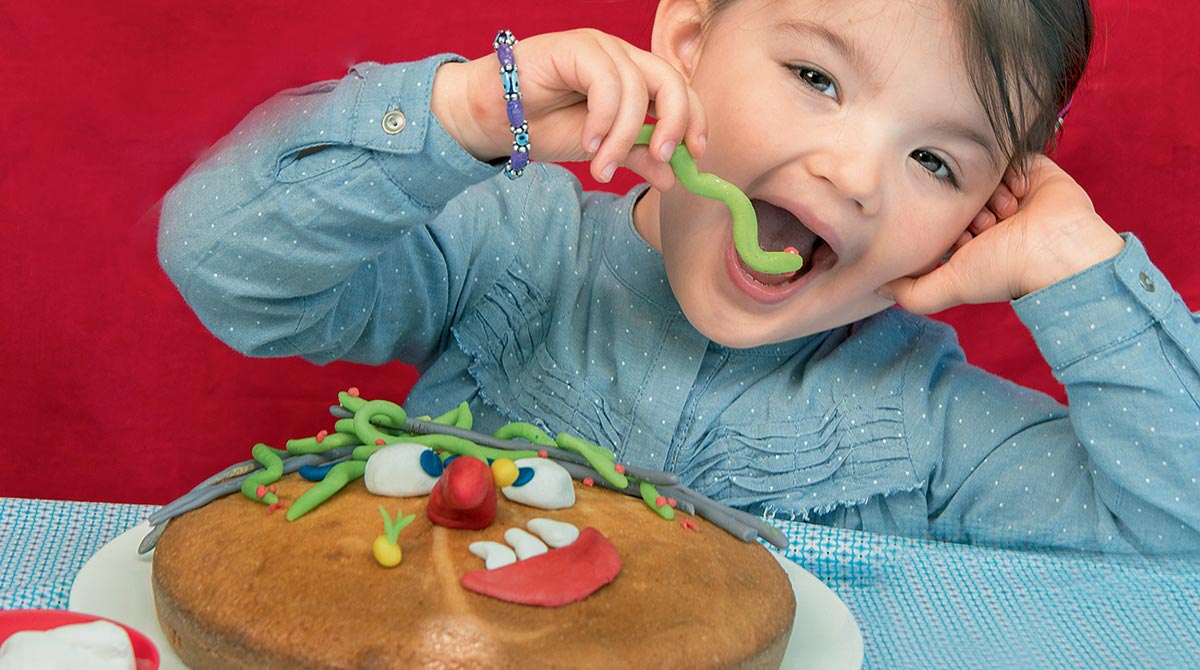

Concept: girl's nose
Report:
left=807, top=137, right=885, bottom=216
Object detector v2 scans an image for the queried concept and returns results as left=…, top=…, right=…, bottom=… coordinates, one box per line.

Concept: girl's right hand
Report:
left=431, top=29, right=707, bottom=191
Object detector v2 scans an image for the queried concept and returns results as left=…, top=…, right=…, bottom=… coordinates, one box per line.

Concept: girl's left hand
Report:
left=879, top=154, right=1126, bottom=314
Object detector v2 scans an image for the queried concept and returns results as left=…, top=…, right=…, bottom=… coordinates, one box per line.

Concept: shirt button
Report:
left=1138, top=271, right=1156, bottom=292
left=382, top=110, right=407, bottom=135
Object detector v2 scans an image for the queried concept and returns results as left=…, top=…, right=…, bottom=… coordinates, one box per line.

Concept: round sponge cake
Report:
left=152, top=473, right=795, bottom=669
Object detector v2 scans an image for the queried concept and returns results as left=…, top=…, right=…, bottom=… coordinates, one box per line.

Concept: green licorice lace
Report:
left=634, top=124, right=804, bottom=275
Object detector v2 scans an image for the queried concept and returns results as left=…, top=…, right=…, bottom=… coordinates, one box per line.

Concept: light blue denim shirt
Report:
left=159, top=55, right=1200, bottom=555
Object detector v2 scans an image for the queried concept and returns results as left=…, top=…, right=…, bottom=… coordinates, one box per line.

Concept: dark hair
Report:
left=703, top=0, right=1094, bottom=170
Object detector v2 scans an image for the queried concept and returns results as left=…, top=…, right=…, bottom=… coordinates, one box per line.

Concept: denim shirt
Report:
left=158, top=55, right=1200, bottom=555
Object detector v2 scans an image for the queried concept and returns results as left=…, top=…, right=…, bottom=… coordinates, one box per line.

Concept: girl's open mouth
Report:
left=725, top=199, right=837, bottom=301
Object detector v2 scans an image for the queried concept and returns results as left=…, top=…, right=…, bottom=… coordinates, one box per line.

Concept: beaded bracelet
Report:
left=493, top=29, right=530, bottom=179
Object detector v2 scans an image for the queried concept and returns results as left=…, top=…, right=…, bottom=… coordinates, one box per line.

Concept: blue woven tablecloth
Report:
left=2, top=496, right=1198, bottom=669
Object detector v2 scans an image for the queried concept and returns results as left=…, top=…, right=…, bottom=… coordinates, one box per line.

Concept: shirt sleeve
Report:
left=157, top=55, right=537, bottom=370
left=915, top=234, right=1200, bottom=554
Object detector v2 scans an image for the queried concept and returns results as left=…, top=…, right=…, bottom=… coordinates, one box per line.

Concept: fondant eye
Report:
left=364, top=443, right=443, bottom=497
left=512, top=467, right=535, bottom=487
left=500, top=458, right=575, bottom=509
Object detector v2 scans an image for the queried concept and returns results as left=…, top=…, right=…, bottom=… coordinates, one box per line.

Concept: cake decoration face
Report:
left=149, top=388, right=797, bottom=669
left=357, top=436, right=623, bottom=605
left=149, top=388, right=790, bottom=608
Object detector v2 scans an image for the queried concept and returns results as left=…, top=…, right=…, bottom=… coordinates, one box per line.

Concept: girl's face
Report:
left=637, top=0, right=1008, bottom=347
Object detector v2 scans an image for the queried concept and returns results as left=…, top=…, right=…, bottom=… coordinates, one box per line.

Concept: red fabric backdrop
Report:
left=2, top=0, right=1197, bottom=504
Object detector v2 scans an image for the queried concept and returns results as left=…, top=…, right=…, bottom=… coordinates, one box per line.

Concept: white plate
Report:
left=71, top=521, right=863, bottom=670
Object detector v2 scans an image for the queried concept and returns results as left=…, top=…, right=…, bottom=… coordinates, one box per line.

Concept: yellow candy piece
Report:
left=373, top=535, right=403, bottom=568
left=491, top=458, right=519, bottom=488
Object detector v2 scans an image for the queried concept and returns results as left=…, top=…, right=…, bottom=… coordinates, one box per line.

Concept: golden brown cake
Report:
left=152, top=473, right=796, bottom=670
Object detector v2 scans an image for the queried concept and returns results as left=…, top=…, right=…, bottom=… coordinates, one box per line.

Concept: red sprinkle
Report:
left=667, top=497, right=677, bottom=508
left=255, top=485, right=267, bottom=499
left=655, top=495, right=667, bottom=507
left=614, top=464, right=626, bottom=474
left=376, top=438, right=386, bottom=445
left=784, top=246, right=800, bottom=255
left=347, top=387, right=361, bottom=397
left=268, top=485, right=277, bottom=493
left=538, top=450, right=549, bottom=458
left=582, top=477, right=595, bottom=487
left=316, top=430, right=328, bottom=442
left=681, top=519, right=700, bottom=532
left=266, top=504, right=277, bottom=515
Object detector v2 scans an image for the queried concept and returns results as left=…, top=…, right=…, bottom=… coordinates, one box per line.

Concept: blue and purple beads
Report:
left=494, top=30, right=530, bottom=179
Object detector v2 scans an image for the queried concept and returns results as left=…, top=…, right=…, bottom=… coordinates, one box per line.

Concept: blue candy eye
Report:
left=421, top=449, right=445, bottom=478
left=511, top=467, right=535, bottom=487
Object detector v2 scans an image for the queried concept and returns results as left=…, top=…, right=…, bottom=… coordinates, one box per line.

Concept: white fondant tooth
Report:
left=364, top=443, right=440, bottom=497
left=503, top=527, right=549, bottom=560
left=501, top=458, right=575, bottom=509
left=526, top=518, right=580, bottom=548
left=469, top=541, right=517, bottom=570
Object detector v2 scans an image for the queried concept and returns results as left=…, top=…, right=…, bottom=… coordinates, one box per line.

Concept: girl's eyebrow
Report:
left=930, top=119, right=1002, bottom=167
left=777, top=19, right=869, bottom=76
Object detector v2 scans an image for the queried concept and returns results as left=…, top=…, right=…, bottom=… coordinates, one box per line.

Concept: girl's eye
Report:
left=790, top=65, right=838, bottom=100
left=910, top=149, right=959, bottom=188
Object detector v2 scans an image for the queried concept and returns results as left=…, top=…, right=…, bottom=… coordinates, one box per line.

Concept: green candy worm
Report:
left=633, top=124, right=804, bottom=275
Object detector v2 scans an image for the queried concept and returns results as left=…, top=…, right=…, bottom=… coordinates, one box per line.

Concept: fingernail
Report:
left=586, top=136, right=601, bottom=153
left=600, top=162, right=618, bottom=182
left=659, top=141, right=676, bottom=162
left=875, top=287, right=895, bottom=303
left=695, top=134, right=707, bottom=154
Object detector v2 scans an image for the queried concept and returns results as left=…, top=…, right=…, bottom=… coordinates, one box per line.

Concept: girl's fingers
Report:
left=1003, top=165, right=1027, bottom=198
left=627, top=47, right=692, bottom=162
left=682, top=85, right=708, bottom=158
left=986, top=183, right=1018, bottom=220
left=967, top=208, right=996, bottom=236
left=591, top=45, right=651, bottom=182
left=624, top=146, right=677, bottom=192
left=570, top=48, right=626, bottom=160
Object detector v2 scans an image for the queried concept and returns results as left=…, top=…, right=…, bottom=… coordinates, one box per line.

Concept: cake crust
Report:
left=152, top=474, right=795, bottom=670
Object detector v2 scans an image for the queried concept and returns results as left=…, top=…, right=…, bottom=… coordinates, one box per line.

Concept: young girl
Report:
left=158, top=0, right=1199, bottom=555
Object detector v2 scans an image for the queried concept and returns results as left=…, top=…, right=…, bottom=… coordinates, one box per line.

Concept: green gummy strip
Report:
left=336, top=417, right=404, bottom=440
left=338, top=392, right=366, bottom=412
left=555, top=433, right=627, bottom=489
left=639, top=480, right=675, bottom=520
left=352, top=444, right=385, bottom=461
left=408, top=434, right=539, bottom=463
left=286, top=460, right=366, bottom=521
left=353, top=399, right=409, bottom=447
left=286, top=431, right=360, bottom=454
left=634, top=124, right=803, bottom=275
left=493, top=422, right=556, bottom=447
left=240, top=443, right=284, bottom=505
left=432, top=401, right=474, bottom=430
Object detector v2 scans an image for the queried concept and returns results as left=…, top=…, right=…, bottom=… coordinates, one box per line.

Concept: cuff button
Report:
left=382, top=110, right=407, bottom=135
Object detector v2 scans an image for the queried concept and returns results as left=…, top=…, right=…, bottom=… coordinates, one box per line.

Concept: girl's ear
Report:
left=651, top=0, right=706, bottom=80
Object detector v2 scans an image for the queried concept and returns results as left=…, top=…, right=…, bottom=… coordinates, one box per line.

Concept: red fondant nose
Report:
left=427, top=456, right=498, bottom=530
left=444, top=456, right=492, bottom=508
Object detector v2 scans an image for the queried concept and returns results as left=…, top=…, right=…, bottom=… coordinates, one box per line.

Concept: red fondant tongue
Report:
left=461, top=527, right=621, bottom=607
left=743, top=200, right=818, bottom=286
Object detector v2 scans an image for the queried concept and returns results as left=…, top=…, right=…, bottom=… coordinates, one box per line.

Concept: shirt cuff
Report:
left=1013, top=233, right=1175, bottom=370
left=347, top=55, right=503, bottom=208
